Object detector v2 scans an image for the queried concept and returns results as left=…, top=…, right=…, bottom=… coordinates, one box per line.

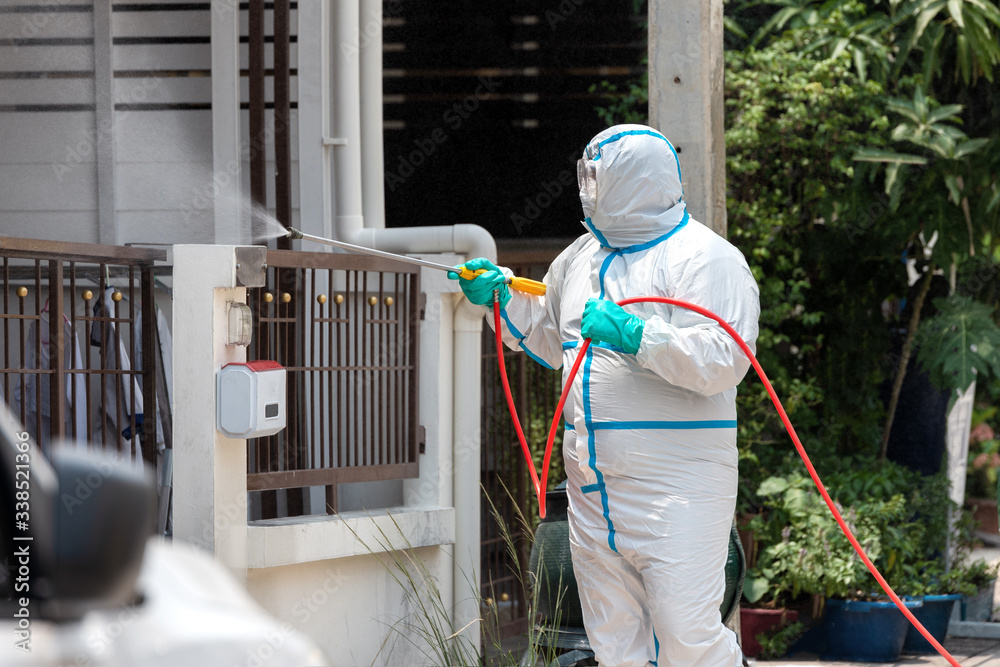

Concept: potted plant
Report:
left=747, top=472, right=926, bottom=662
left=943, top=557, right=1000, bottom=623
left=739, top=578, right=800, bottom=659
left=889, top=560, right=964, bottom=654
left=739, top=475, right=813, bottom=658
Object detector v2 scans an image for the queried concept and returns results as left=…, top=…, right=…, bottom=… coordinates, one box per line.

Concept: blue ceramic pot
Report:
left=820, top=598, right=923, bottom=662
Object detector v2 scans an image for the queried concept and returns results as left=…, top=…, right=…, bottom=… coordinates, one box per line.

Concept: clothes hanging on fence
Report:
left=90, top=286, right=145, bottom=469
left=12, top=303, right=88, bottom=454
left=133, top=301, right=172, bottom=452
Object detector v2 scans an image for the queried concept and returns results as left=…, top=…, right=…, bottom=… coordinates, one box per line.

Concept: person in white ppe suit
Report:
left=451, top=125, right=760, bottom=667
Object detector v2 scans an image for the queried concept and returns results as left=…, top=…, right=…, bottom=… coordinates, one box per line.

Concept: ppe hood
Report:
left=578, top=125, right=687, bottom=250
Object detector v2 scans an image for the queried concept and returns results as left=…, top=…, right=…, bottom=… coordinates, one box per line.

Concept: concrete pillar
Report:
left=648, top=0, right=727, bottom=235
left=452, top=295, right=483, bottom=655
left=172, top=245, right=249, bottom=582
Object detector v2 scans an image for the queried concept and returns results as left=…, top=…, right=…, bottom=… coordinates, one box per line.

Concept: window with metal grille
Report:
left=246, top=249, right=423, bottom=519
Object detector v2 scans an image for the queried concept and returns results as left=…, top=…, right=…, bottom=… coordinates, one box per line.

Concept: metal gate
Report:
left=480, top=245, right=566, bottom=641
left=0, top=236, right=166, bottom=466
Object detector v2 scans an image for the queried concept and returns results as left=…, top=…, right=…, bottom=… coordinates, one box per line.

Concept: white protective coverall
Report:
left=486, top=125, right=760, bottom=666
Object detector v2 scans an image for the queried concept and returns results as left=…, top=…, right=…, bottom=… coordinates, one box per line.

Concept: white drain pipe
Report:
left=330, top=0, right=490, bottom=653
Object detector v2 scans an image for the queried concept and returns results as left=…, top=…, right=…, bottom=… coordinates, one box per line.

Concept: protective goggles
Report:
left=577, top=143, right=599, bottom=202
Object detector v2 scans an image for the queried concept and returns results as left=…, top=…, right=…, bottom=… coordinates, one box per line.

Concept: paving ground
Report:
left=491, top=548, right=1000, bottom=666
left=494, top=637, right=1000, bottom=667
left=757, top=636, right=1000, bottom=666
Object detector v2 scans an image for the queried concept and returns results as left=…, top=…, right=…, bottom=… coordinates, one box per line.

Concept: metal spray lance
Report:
left=283, top=227, right=547, bottom=295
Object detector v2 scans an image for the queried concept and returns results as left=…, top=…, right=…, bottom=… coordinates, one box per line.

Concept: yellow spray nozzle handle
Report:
left=456, top=267, right=488, bottom=281
left=508, top=276, right=547, bottom=296
left=455, top=266, right=548, bottom=296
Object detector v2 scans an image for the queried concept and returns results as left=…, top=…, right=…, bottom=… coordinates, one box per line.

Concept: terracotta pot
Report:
left=967, top=497, right=999, bottom=536
left=740, top=607, right=799, bottom=658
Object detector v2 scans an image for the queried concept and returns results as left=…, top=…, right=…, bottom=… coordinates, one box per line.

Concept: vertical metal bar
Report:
left=335, top=271, right=343, bottom=468
left=314, top=269, right=323, bottom=469
left=127, top=266, right=138, bottom=462
left=408, top=272, right=420, bottom=466
left=352, top=271, right=360, bottom=468
left=359, top=271, right=364, bottom=468
left=98, top=269, right=108, bottom=451
left=2, top=258, right=8, bottom=408
left=393, top=273, right=400, bottom=464
left=329, top=268, right=341, bottom=514
left=48, top=261, right=65, bottom=443
left=83, top=280, right=93, bottom=444
left=68, top=264, right=79, bottom=442
left=140, top=266, right=157, bottom=466
left=273, top=0, right=292, bottom=241
left=17, top=264, right=26, bottom=430
left=281, top=282, right=289, bottom=474
left=297, top=268, right=307, bottom=472
left=113, top=286, right=125, bottom=457
left=33, top=262, right=42, bottom=451
left=373, top=274, right=380, bottom=465
left=260, top=267, right=277, bottom=518
left=328, top=269, right=336, bottom=469
left=248, top=0, right=267, bottom=238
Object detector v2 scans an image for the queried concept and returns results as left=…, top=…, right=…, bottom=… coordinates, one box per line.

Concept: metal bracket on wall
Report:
left=235, top=246, right=268, bottom=287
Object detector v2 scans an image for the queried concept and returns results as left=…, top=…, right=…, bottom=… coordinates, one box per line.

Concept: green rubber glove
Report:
left=447, top=257, right=511, bottom=308
left=581, top=298, right=645, bottom=354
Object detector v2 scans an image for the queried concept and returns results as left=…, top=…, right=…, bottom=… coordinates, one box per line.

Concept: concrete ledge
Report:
left=949, top=621, right=1000, bottom=639
left=247, top=506, right=456, bottom=569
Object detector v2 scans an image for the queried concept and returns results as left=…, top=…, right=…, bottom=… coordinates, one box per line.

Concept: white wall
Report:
left=247, top=547, right=454, bottom=667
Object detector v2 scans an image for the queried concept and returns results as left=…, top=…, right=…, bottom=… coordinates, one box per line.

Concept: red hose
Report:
left=491, top=296, right=963, bottom=667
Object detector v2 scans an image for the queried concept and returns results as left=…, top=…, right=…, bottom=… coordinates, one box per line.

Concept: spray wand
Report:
left=283, top=227, right=546, bottom=295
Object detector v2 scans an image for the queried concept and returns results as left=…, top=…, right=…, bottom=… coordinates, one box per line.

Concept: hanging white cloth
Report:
left=12, top=301, right=89, bottom=455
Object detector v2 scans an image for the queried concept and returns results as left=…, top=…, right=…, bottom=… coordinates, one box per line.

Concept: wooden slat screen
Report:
left=382, top=0, right=647, bottom=241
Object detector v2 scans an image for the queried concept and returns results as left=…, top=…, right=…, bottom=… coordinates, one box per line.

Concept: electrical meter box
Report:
left=216, top=360, right=286, bottom=438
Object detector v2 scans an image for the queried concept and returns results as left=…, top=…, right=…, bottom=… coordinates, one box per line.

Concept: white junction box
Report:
left=216, top=360, right=287, bottom=438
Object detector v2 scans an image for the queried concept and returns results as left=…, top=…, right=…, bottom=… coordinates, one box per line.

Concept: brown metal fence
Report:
left=0, top=237, right=166, bottom=466
left=246, top=249, right=423, bottom=517
left=480, top=245, right=566, bottom=641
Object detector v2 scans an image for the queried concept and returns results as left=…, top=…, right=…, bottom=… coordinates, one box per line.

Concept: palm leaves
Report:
left=748, top=0, right=1000, bottom=86
left=853, top=88, right=989, bottom=195
left=751, top=0, right=893, bottom=83
left=894, top=0, right=1000, bottom=84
